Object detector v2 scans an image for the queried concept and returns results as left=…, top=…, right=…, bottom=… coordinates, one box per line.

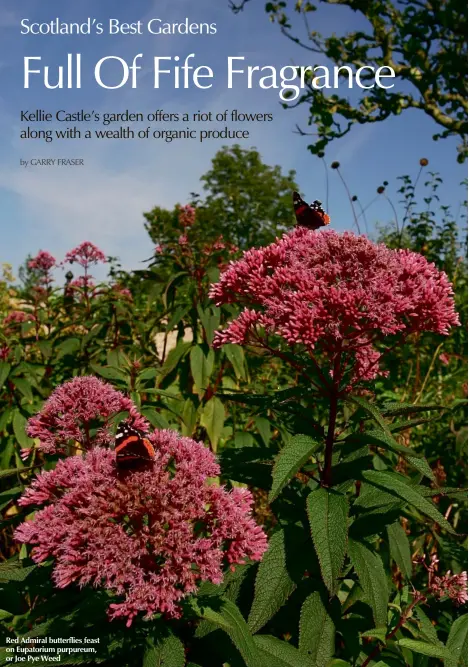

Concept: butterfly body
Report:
left=293, top=191, right=330, bottom=230
left=115, top=421, right=155, bottom=469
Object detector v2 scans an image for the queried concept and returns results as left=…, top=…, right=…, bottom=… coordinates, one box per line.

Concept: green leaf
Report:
left=224, top=344, right=247, bottom=381
left=181, top=399, right=197, bottom=436
left=140, top=407, right=169, bottom=430
left=0, top=361, right=11, bottom=390
left=299, top=591, right=336, bottom=667
left=248, top=529, right=296, bottom=633
left=137, top=367, right=159, bottom=382
left=165, top=304, right=191, bottom=332
left=387, top=521, right=412, bottom=580
left=382, top=402, right=444, bottom=417
left=0, top=486, right=22, bottom=512
left=197, top=305, right=220, bottom=345
left=158, top=340, right=192, bottom=384
left=346, top=430, right=423, bottom=458
left=306, top=488, right=348, bottom=594
left=254, top=635, right=311, bottom=667
left=200, top=397, right=225, bottom=450
left=190, top=345, right=214, bottom=396
left=142, top=634, right=185, bottom=667
left=360, top=627, right=387, bottom=643
left=197, top=598, right=260, bottom=667
left=347, top=395, right=390, bottom=433
left=89, top=363, right=128, bottom=383
left=55, top=337, right=81, bottom=359
left=0, top=467, right=28, bottom=479
left=414, top=607, right=443, bottom=646
left=397, top=638, right=453, bottom=660
left=348, top=539, right=388, bottom=628
left=269, top=435, right=320, bottom=502
left=362, top=470, right=456, bottom=534
left=445, top=614, right=468, bottom=667
left=255, top=417, right=271, bottom=446
left=12, top=411, right=32, bottom=448
left=11, top=378, right=33, bottom=402
left=0, top=559, right=37, bottom=582
left=162, top=270, right=189, bottom=309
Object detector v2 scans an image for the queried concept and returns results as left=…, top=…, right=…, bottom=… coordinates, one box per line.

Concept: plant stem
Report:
left=322, top=349, right=342, bottom=487
left=322, top=388, right=338, bottom=487
left=361, top=596, right=421, bottom=667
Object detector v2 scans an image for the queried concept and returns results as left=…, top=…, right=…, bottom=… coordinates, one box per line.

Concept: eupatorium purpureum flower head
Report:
left=15, top=432, right=267, bottom=626
left=210, top=228, right=459, bottom=386
left=27, top=376, right=148, bottom=454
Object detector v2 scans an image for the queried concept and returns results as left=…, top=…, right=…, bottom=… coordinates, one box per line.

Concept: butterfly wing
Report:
left=115, top=422, right=155, bottom=469
left=293, top=192, right=330, bottom=230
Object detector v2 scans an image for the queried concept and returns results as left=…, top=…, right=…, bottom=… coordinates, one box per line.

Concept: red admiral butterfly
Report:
left=293, top=192, right=330, bottom=230
left=115, top=421, right=155, bottom=469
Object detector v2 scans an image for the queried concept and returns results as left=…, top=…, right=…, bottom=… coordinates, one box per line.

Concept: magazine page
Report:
left=1, top=2, right=467, bottom=666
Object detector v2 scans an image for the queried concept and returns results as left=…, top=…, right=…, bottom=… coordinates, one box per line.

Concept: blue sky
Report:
left=0, top=0, right=466, bottom=280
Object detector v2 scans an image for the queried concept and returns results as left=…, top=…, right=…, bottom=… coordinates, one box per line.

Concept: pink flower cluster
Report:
left=15, top=379, right=267, bottom=625
left=178, top=204, right=196, bottom=228
left=28, top=250, right=56, bottom=273
left=3, top=310, right=35, bottom=326
left=27, top=376, right=148, bottom=454
left=64, top=242, right=106, bottom=269
left=430, top=570, right=468, bottom=605
left=70, top=275, right=96, bottom=291
left=210, top=228, right=459, bottom=385
left=418, top=554, right=468, bottom=605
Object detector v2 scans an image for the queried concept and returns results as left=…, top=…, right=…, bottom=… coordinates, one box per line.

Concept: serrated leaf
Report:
left=307, top=488, right=348, bottom=594
left=382, top=402, right=444, bottom=416
left=445, top=614, right=468, bottom=667
left=346, top=430, right=423, bottom=458
left=387, top=521, right=412, bottom=579
left=142, top=634, right=185, bottom=667
left=390, top=416, right=438, bottom=432
left=0, top=361, right=11, bottom=390
left=198, top=598, right=260, bottom=667
left=360, top=627, right=387, bottom=643
left=200, top=396, right=225, bottom=450
left=248, top=529, right=296, bottom=633
left=269, top=435, right=320, bottom=502
left=397, top=638, right=453, bottom=660
left=413, top=607, right=443, bottom=646
left=254, top=635, right=311, bottom=667
left=362, top=471, right=456, bottom=534
left=347, top=395, right=389, bottom=433
left=299, top=591, right=336, bottom=667
left=348, top=539, right=388, bottom=628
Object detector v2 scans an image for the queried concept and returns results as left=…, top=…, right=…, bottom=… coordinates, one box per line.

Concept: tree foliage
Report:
left=230, top=0, right=468, bottom=161
left=144, top=145, right=298, bottom=249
